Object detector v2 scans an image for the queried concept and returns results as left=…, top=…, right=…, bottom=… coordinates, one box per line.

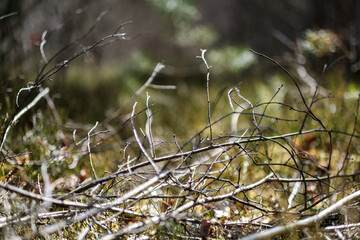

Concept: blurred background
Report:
left=1, top=0, right=360, bottom=132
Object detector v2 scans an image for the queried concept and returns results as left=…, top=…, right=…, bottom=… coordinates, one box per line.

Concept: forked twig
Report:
left=197, top=49, right=213, bottom=143
left=131, top=102, right=160, bottom=174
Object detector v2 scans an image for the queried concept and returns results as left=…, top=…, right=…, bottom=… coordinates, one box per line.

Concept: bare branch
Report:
left=242, top=190, right=360, bottom=240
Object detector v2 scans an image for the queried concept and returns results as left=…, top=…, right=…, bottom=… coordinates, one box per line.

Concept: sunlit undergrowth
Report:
left=1, top=18, right=360, bottom=240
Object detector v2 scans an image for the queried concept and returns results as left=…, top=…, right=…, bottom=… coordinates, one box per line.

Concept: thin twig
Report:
left=198, top=49, right=213, bottom=143
left=131, top=102, right=160, bottom=174
left=242, top=189, right=360, bottom=240
left=0, top=88, right=49, bottom=152
left=145, top=93, right=155, bottom=158
left=0, top=12, right=17, bottom=20
left=40, top=30, right=48, bottom=64
left=87, top=121, right=99, bottom=179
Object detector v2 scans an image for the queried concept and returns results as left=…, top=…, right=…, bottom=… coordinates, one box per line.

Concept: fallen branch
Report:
left=242, top=189, right=360, bottom=240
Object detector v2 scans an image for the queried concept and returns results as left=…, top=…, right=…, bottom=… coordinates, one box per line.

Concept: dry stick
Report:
left=198, top=49, right=213, bottom=143
left=335, top=229, right=345, bottom=239
left=40, top=172, right=169, bottom=236
left=0, top=210, right=76, bottom=228
left=0, top=184, right=143, bottom=230
left=241, top=189, right=360, bottom=240
left=0, top=12, right=17, bottom=20
left=100, top=173, right=273, bottom=240
left=267, top=172, right=360, bottom=183
left=145, top=93, right=155, bottom=158
left=228, top=85, right=250, bottom=134
left=64, top=128, right=360, bottom=197
left=131, top=102, right=160, bottom=174
left=173, top=134, right=183, bottom=153
left=324, top=222, right=360, bottom=231
left=0, top=182, right=141, bottom=215
left=41, top=162, right=52, bottom=208
left=0, top=87, right=49, bottom=152
left=87, top=121, right=99, bottom=179
left=228, top=86, right=238, bottom=112
left=77, top=227, right=90, bottom=240
left=16, top=85, right=36, bottom=107
left=288, top=180, right=301, bottom=209
left=233, top=86, right=260, bottom=133
left=171, top=173, right=273, bottom=216
left=40, top=30, right=48, bottom=64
